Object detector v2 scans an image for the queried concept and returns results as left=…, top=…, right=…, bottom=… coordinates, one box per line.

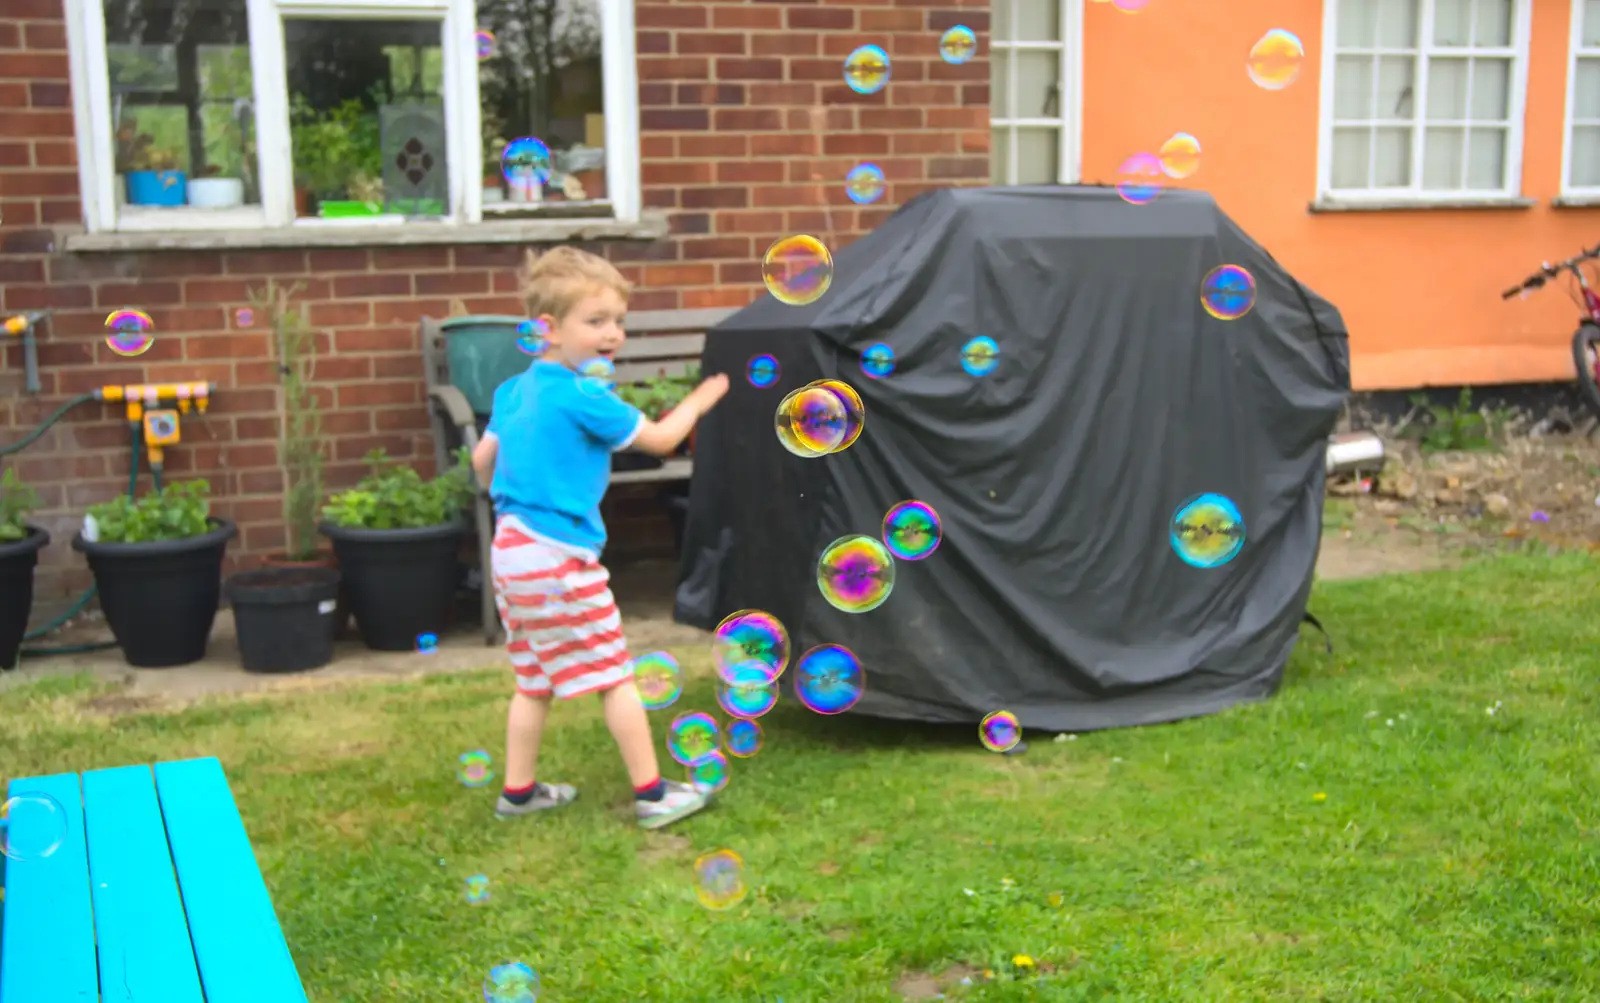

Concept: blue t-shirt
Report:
left=485, top=360, right=645, bottom=554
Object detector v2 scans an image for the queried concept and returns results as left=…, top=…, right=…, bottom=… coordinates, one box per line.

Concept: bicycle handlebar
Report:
left=1502, top=243, right=1600, bottom=299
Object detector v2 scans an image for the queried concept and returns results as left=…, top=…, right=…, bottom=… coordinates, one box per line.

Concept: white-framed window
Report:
left=1318, top=0, right=1531, bottom=203
left=989, top=0, right=1082, bottom=186
left=1563, top=0, right=1600, bottom=195
left=64, top=0, right=639, bottom=234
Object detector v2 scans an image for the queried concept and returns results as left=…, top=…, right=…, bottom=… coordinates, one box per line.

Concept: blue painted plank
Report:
left=82, top=765, right=206, bottom=1003
left=154, top=757, right=309, bottom=1003
left=0, top=773, right=98, bottom=1003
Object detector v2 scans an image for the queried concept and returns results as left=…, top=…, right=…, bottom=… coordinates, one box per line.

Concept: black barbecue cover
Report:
left=673, top=185, right=1350, bottom=733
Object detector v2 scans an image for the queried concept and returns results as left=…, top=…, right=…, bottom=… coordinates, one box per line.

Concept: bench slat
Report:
left=614, top=332, right=705, bottom=360
left=0, top=773, right=98, bottom=1003
left=625, top=307, right=736, bottom=334
left=82, top=765, right=206, bottom=1003
left=154, top=758, right=309, bottom=1003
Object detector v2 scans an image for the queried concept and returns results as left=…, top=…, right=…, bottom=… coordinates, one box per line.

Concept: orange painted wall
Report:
left=1079, top=0, right=1600, bottom=390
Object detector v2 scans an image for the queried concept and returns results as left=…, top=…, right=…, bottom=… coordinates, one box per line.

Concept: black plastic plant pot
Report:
left=319, top=520, right=464, bottom=652
left=72, top=518, right=236, bottom=669
left=225, top=566, right=341, bottom=674
left=0, top=525, right=50, bottom=671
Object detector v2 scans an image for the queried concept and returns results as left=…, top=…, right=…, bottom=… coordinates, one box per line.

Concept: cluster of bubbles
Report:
left=774, top=379, right=864, bottom=457
left=0, top=792, right=69, bottom=863
left=105, top=308, right=155, bottom=358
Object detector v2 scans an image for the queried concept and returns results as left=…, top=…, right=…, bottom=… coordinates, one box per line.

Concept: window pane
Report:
left=1015, top=1, right=1060, bottom=42
left=1376, top=0, right=1419, bottom=48
left=479, top=0, right=606, bottom=208
left=1577, top=59, right=1600, bottom=119
left=285, top=18, right=448, bottom=219
left=1432, top=0, right=1470, bottom=46
left=1334, top=56, right=1374, bottom=119
left=1374, top=126, right=1413, bottom=185
left=991, top=127, right=1011, bottom=184
left=1472, top=0, right=1513, bottom=47
left=1585, top=0, right=1600, bottom=47
left=104, top=0, right=257, bottom=211
left=1571, top=125, right=1600, bottom=187
left=1426, top=58, right=1468, bottom=119
left=990, top=50, right=1011, bottom=118
left=992, top=0, right=1012, bottom=45
left=1015, top=128, right=1058, bottom=184
left=1376, top=57, right=1417, bottom=119
left=1469, top=58, right=1509, bottom=121
left=1016, top=50, right=1060, bottom=119
left=1465, top=127, right=1505, bottom=188
left=1331, top=128, right=1371, bottom=188
left=1337, top=0, right=1379, bottom=47
left=1423, top=126, right=1465, bottom=187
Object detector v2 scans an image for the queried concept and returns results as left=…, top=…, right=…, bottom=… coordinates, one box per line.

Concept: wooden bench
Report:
left=0, top=757, right=308, bottom=1003
left=421, top=307, right=738, bottom=644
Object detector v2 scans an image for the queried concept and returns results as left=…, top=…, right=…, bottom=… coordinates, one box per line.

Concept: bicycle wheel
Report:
left=1572, top=322, right=1600, bottom=418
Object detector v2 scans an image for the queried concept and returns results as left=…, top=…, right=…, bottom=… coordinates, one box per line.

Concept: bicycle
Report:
left=1502, top=243, right=1600, bottom=416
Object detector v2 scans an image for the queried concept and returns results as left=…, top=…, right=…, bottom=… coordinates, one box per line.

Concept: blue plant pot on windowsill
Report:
left=125, top=170, right=187, bottom=207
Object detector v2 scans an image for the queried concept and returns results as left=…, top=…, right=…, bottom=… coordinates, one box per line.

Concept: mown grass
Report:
left=2, top=549, right=1598, bottom=1002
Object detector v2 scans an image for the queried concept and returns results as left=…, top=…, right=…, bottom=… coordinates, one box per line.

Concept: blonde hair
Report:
left=519, top=246, right=632, bottom=320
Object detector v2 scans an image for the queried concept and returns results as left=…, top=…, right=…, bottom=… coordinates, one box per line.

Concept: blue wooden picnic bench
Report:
left=0, top=757, right=308, bottom=1003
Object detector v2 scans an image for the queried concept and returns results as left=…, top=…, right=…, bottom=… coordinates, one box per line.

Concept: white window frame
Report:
left=1315, top=0, right=1533, bottom=205
left=988, top=0, right=1083, bottom=185
left=63, top=0, right=639, bottom=234
left=1562, top=0, right=1600, bottom=197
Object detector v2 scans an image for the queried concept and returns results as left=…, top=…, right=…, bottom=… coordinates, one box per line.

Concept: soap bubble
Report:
left=576, top=356, right=617, bottom=396
left=960, top=336, right=1000, bottom=377
left=939, top=25, right=977, bottom=64
left=634, top=651, right=683, bottom=711
left=1115, top=153, right=1165, bottom=205
left=843, top=44, right=890, bottom=94
left=775, top=384, right=848, bottom=457
left=516, top=318, right=548, bottom=357
left=474, top=29, right=495, bottom=60
left=415, top=632, right=439, bottom=654
left=694, top=848, right=748, bottom=910
left=500, top=136, right=552, bottom=190
left=762, top=235, right=833, bottom=306
left=795, top=644, right=865, bottom=715
left=234, top=307, right=254, bottom=328
left=979, top=710, right=1022, bottom=752
left=0, top=792, right=68, bottom=862
left=817, top=534, right=895, bottom=613
left=464, top=874, right=491, bottom=904
left=882, top=500, right=942, bottom=560
left=105, top=309, right=155, bottom=357
left=689, top=750, right=730, bottom=795
left=457, top=750, right=494, bottom=788
left=861, top=343, right=896, bottom=379
left=1200, top=265, right=1257, bottom=320
left=806, top=379, right=864, bottom=452
left=845, top=163, right=887, bottom=205
left=712, top=609, right=790, bottom=685
left=1170, top=493, right=1246, bottom=569
left=726, top=718, right=764, bottom=758
left=1248, top=29, right=1305, bottom=91
left=482, top=961, right=540, bottom=1003
left=667, top=711, right=722, bottom=768
left=1159, top=132, right=1202, bottom=180
left=747, top=354, right=780, bottom=388
left=716, top=661, right=780, bottom=719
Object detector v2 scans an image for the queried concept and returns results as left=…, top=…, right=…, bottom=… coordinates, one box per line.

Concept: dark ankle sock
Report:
left=503, top=782, right=539, bottom=806
left=634, top=777, right=666, bottom=802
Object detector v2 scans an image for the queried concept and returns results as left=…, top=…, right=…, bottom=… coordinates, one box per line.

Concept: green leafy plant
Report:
left=321, top=448, right=475, bottom=530
left=289, top=96, right=383, bottom=198
left=0, top=467, right=41, bottom=542
left=1407, top=388, right=1509, bottom=453
left=84, top=480, right=213, bottom=544
left=250, top=279, right=324, bottom=560
left=618, top=368, right=699, bottom=422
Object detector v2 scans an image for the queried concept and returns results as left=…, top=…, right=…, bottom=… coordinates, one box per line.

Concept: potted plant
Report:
left=616, top=371, right=698, bottom=470
left=71, top=480, right=235, bottom=668
left=117, top=122, right=187, bottom=207
left=0, top=468, right=48, bottom=671
left=319, top=448, right=476, bottom=652
left=291, top=96, right=385, bottom=218
left=223, top=282, right=343, bottom=673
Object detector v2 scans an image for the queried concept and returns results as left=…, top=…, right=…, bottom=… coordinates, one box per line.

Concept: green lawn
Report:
left=3, top=550, right=1598, bottom=1002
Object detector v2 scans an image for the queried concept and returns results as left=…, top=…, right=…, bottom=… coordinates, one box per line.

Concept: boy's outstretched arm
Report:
left=472, top=433, right=499, bottom=490
left=632, top=374, right=730, bottom=457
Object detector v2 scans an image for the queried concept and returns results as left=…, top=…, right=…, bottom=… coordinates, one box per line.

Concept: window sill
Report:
left=61, top=211, right=669, bottom=253
left=1309, top=195, right=1536, bottom=213
left=1551, top=195, right=1600, bottom=208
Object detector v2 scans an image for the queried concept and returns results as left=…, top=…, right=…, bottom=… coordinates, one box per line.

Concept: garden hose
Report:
left=18, top=421, right=143, bottom=658
left=0, top=392, right=97, bottom=456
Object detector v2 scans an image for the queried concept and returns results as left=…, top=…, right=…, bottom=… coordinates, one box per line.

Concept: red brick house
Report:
left=1, top=0, right=997, bottom=611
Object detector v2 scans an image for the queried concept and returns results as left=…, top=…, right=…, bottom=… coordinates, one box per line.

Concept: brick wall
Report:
left=0, top=0, right=989, bottom=614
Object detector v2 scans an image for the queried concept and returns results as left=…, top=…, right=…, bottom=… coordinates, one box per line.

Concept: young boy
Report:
left=472, top=246, right=730, bottom=829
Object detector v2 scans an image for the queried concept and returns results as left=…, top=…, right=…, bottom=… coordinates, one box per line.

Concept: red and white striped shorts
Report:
left=490, top=515, right=635, bottom=699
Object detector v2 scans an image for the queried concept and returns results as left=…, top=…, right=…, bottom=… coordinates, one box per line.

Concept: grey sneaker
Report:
left=635, top=780, right=710, bottom=830
left=494, top=782, right=578, bottom=819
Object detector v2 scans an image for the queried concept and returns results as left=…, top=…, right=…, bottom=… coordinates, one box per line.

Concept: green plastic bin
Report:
left=441, top=315, right=532, bottom=416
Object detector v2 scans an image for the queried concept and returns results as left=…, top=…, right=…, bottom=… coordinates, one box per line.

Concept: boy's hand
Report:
left=691, top=373, right=731, bottom=413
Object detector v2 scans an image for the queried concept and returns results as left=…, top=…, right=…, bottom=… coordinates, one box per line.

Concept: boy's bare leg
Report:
left=601, top=682, right=661, bottom=787
left=505, top=691, right=552, bottom=789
